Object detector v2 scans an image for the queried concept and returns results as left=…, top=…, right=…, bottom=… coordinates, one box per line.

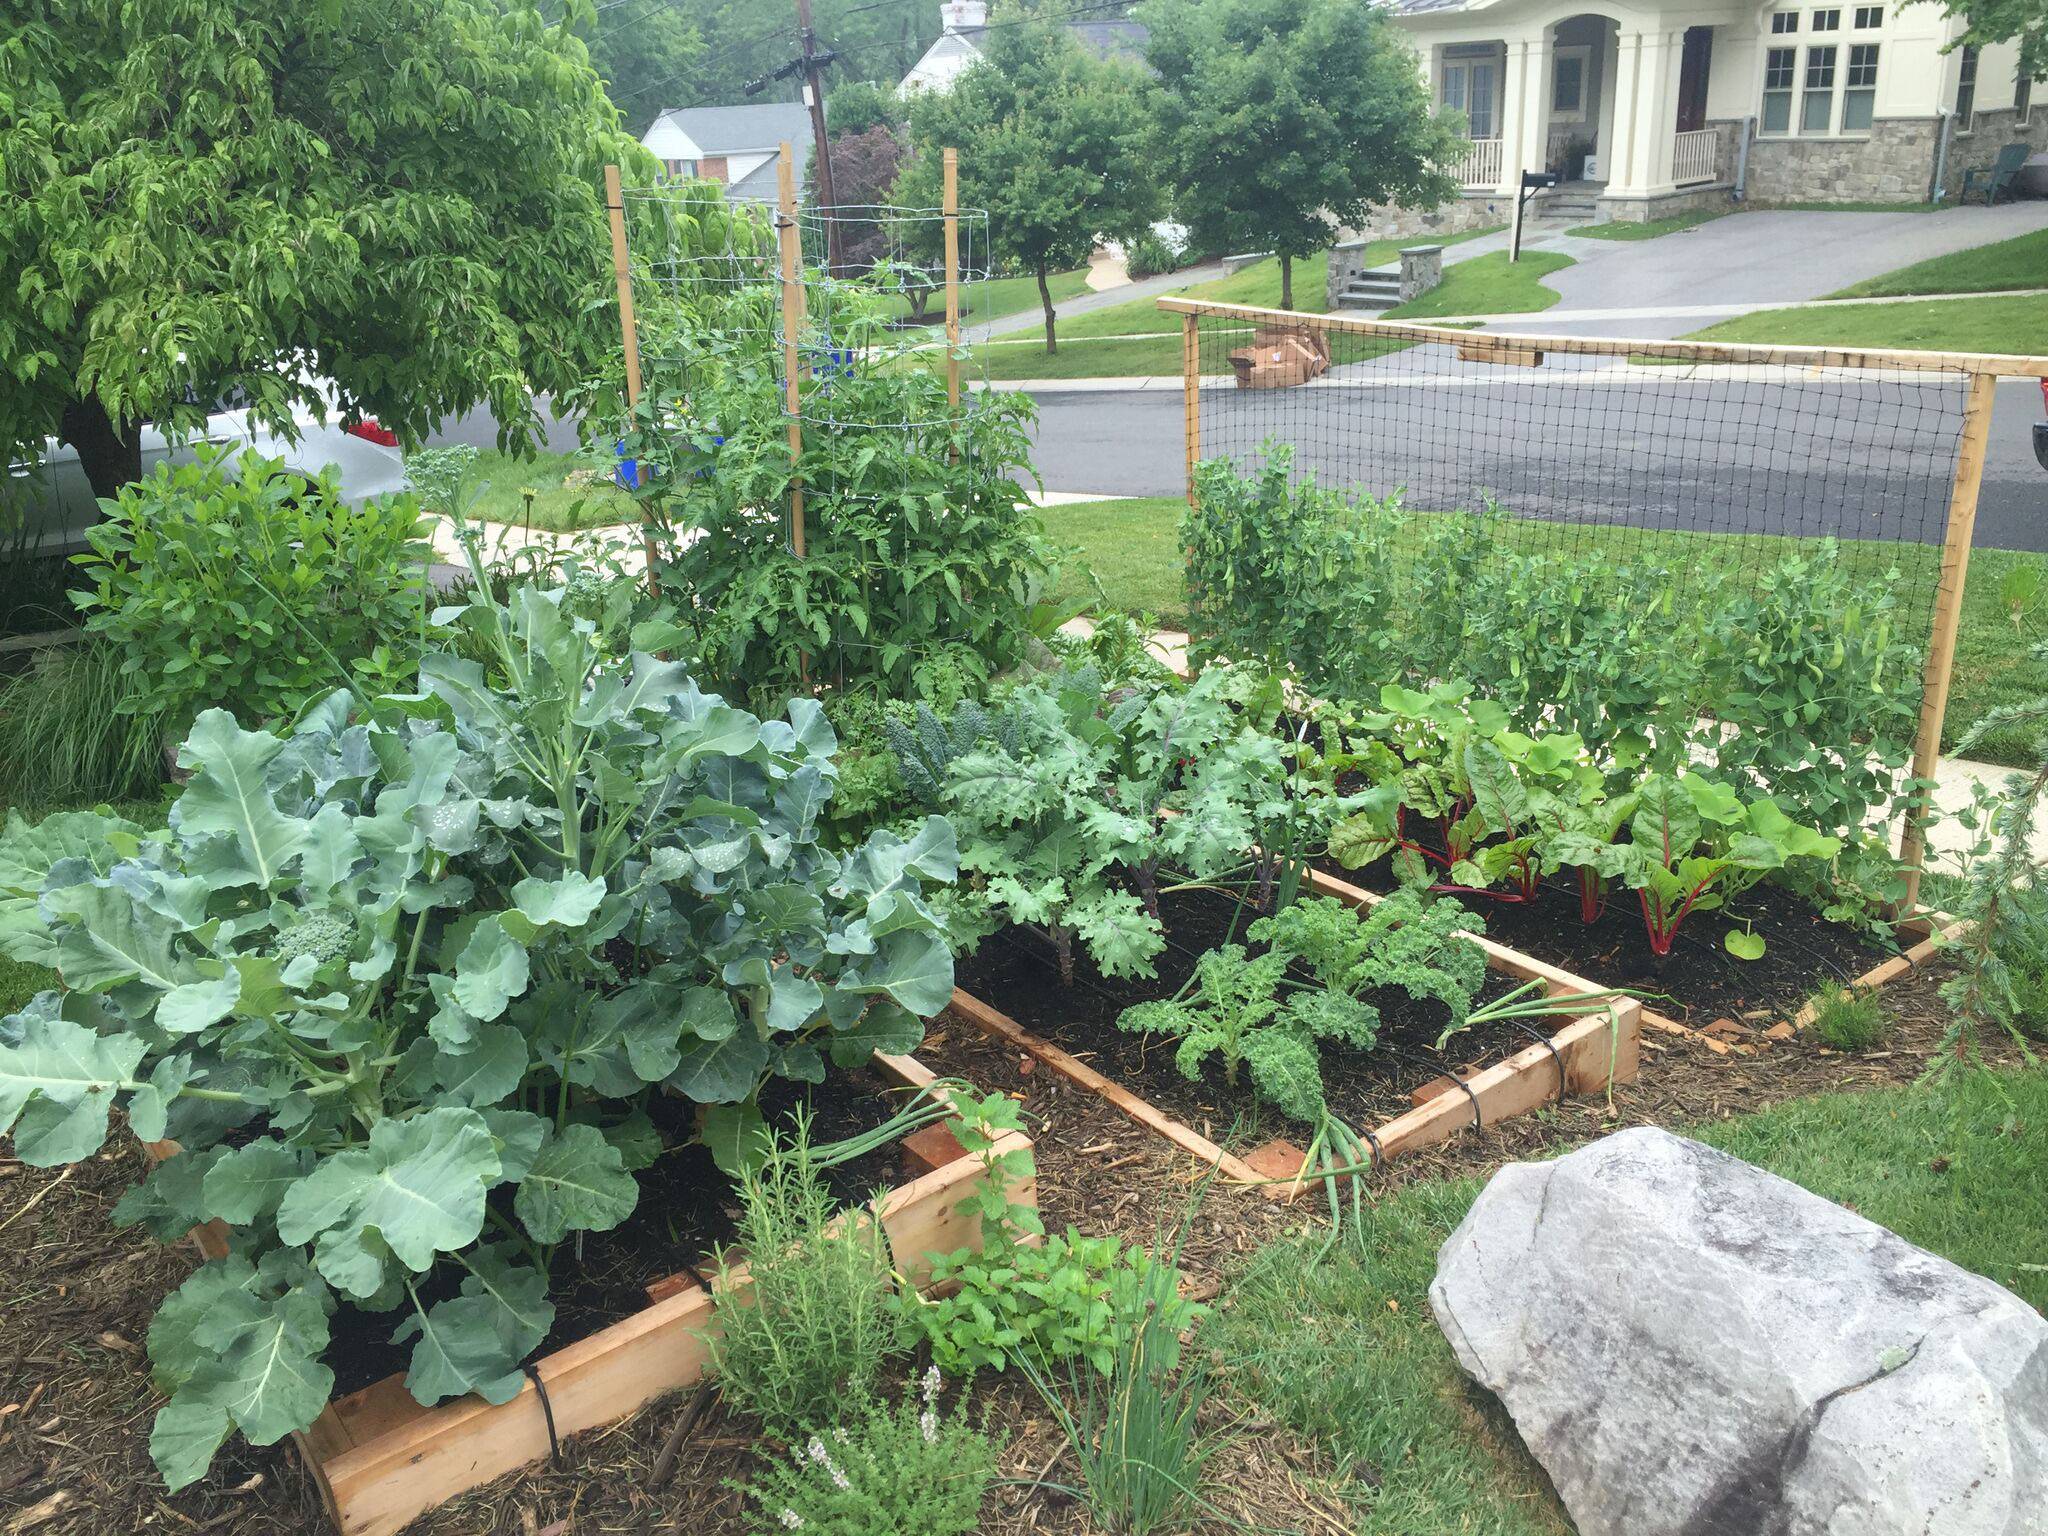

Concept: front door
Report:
left=1677, top=26, right=1713, bottom=133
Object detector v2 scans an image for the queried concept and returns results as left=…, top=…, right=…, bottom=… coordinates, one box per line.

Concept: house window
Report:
left=1763, top=46, right=1797, bottom=132
left=1552, top=49, right=1588, bottom=118
left=1955, top=44, right=1979, bottom=130
left=1803, top=45, right=1837, bottom=132
left=1852, top=5, right=1882, bottom=26
left=1771, top=10, right=1798, bottom=33
left=1843, top=43, right=1879, bottom=130
left=1442, top=56, right=1499, bottom=139
left=1810, top=8, right=1840, bottom=31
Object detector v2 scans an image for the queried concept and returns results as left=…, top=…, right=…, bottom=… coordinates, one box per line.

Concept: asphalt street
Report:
left=1023, top=372, right=2048, bottom=551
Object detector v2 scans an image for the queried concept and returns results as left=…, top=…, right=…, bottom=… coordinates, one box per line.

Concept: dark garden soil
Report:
left=1312, top=852, right=1898, bottom=1029
left=952, top=887, right=1546, bottom=1144
left=325, top=1067, right=911, bottom=1398
left=0, top=964, right=2026, bottom=1536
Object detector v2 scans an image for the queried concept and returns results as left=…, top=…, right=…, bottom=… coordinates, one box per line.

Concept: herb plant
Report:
left=72, top=447, right=432, bottom=733
left=737, top=1369, right=999, bottom=1536
left=901, top=1093, right=1201, bottom=1377
left=0, top=568, right=964, bottom=1489
left=704, top=1115, right=907, bottom=1438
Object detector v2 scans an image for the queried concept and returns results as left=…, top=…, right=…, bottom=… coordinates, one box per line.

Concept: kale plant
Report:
left=0, top=573, right=962, bottom=1490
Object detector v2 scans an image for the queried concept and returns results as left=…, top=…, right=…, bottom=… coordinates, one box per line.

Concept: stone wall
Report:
left=1743, top=116, right=1943, bottom=203
left=1345, top=191, right=1509, bottom=245
left=1944, top=106, right=2048, bottom=191
left=1598, top=183, right=1738, bottom=222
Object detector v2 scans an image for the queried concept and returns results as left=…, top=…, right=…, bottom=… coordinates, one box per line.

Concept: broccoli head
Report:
left=271, top=910, right=355, bottom=969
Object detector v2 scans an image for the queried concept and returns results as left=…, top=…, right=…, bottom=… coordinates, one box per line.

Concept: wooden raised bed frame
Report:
left=157, top=1049, right=1030, bottom=1536
left=950, top=864, right=1642, bottom=1192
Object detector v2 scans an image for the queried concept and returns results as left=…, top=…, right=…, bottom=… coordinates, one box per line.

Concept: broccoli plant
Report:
left=1608, top=772, right=1840, bottom=957
left=0, top=570, right=962, bottom=1491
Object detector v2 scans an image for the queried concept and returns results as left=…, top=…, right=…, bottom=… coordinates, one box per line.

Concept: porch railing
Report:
left=1673, top=127, right=1719, bottom=186
left=1452, top=137, right=1503, bottom=189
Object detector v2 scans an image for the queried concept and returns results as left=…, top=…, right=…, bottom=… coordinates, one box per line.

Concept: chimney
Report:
left=941, top=1, right=988, bottom=30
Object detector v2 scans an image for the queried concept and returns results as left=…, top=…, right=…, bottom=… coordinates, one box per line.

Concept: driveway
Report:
left=1500, top=201, right=2048, bottom=338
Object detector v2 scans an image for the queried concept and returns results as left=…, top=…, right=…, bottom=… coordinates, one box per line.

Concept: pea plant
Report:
left=0, top=570, right=964, bottom=1490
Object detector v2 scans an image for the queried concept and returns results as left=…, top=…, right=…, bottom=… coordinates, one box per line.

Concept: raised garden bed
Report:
left=152, top=1049, right=1031, bottom=1536
left=948, top=881, right=1638, bottom=1189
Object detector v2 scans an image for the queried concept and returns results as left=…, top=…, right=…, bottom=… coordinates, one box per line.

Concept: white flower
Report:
left=778, top=1512, right=804, bottom=1530
left=805, top=1436, right=850, bottom=1490
left=919, top=1408, right=938, bottom=1445
left=921, top=1365, right=943, bottom=1405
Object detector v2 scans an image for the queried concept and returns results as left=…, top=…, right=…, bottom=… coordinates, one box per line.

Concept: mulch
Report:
left=0, top=962, right=2027, bottom=1536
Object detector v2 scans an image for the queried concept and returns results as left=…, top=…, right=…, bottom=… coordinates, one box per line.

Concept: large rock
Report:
left=1430, top=1126, right=2048, bottom=1536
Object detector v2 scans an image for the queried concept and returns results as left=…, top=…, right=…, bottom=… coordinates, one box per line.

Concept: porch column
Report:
left=1610, top=27, right=1684, bottom=198
left=1499, top=32, right=1552, bottom=194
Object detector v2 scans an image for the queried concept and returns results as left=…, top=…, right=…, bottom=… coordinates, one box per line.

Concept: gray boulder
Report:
left=1430, top=1126, right=2048, bottom=1536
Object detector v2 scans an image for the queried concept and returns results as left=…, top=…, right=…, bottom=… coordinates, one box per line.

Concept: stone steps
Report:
left=1336, top=268, right=1403, bottom=312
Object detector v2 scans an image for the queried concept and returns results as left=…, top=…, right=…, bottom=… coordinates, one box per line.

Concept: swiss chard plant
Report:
left=1606, top=772, right=1841, bottom=957
left=0, top=574, right=963, bottom=1491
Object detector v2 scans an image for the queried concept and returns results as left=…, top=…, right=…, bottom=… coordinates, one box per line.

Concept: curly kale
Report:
left=1251, top=889, right=1488, bottom=1033
left=269, top=910, right=356, bottom=970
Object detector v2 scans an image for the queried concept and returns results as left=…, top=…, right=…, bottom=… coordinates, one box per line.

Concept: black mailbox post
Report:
left=1511, top=170, right=1559, bottom=263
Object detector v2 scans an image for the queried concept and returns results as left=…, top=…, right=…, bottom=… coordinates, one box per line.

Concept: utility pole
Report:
left=746, top=0, right=844, bottom=274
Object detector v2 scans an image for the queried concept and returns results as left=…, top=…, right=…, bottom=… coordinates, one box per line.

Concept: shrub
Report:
left=705, top=1118, right=908, bottom=1437
left=1184, top=444, right=1399, bottom=696
left=1806, top=981, right=1889, bottom=1051
left=1122, top=230, right=1181, bottom=279
left=0, top=566, right=964, bottom=1490
left=72, top=446, right=431, bottom=732
left=737, top=1370, right=999, bottom=1536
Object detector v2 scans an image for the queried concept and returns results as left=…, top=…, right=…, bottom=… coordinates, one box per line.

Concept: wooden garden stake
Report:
left=943, top=148, right=962, bottom=410
left=603, top=164, right=656, bottom=583
left=1181, top=311, right=1200, bottom=507
left=776, top=143, right=807, bottom=559
left=1899, top=368, right=1998, bottom=915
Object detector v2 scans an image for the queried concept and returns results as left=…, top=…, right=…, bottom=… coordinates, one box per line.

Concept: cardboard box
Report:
left=1229, top=325, right=1331, bottom=389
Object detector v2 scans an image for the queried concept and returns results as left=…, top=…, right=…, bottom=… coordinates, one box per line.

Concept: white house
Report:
left=639, top=102, right=813, bottom=202
left=899, top=1, right=1151, bottom=93
left=1386, top=0, right=2046, bottom=225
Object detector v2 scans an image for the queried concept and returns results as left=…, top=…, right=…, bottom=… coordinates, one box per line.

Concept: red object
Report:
left=345, top=419, right=399, bottom=447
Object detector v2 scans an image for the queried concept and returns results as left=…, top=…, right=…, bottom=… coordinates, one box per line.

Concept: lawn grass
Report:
left=975, top=229, right=1504, bottom=381
left=463, top=449, right=638, bottom=532
left=1833, top=227, right=2048, bottom=299
left=1206, top=1069, right=2048, bottom=1533
left=1568, top=208, right=1731, bottom=240
left=1383, top=249, right=1573, bottom=320
left=1038, top=494, right=2048, bottom=765
left=889, top=267, right=1093, bottom=328
left=1682, top=291, right=2048, bottom=357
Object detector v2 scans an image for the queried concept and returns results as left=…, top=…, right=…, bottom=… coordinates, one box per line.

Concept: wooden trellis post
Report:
left=776, top=143, right=807, bottom=558
left=1898, top=368, right=1998, bottom=916
left=1181, top=311, right=1200, bottom=508
left=602, top=164, right=655, bottom=581
left=944, top=148, right=962, bottom=410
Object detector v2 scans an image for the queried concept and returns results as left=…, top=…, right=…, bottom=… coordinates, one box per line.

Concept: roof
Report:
left=649, top=102, right=812, bottom=160
left=1388, top=0, right=1471, bottom=12
left=949, top=18, right=1151, bottom=64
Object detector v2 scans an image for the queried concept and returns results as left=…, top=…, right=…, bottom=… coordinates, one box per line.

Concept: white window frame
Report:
left=1550, top=44, right=1592, bottom=121
left=1954, top=43, right=1980, bottom=134
left=1761, top=44, right=1798, bottom=134
left=1441, top=50, right=1502, bottom=141
left=1810, top=7, right=1841, bottom=32
left=1851, top=5, right=1882, bottom=27
left=1801, top=43, right=1838, bottom=134
left=1770, top=10, right=1799, bottom=33
left=1842, top=42, right=1879, bottom=133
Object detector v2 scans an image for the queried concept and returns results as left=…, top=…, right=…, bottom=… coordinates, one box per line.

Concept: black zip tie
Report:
left=1360, top=1125, right=1383, bottom=1168
left=523, top=1363, right=560, bottom=1463
left=1506, top=1019, right=1569, bottom=1106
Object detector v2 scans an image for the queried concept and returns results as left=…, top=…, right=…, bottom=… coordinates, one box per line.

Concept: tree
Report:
left=896, top=12, right=1160, bottom=354
left=1935, top=0, right=2048, bottom=81
left=826, top=79, right=905, bottom=138
left=1141, top=0, right=1462, bottom=311
left=577, top=2, right=708, bottom=136
left=808, top=125, right=910, bottom=272
left=0, top=0, right=644, bottom=500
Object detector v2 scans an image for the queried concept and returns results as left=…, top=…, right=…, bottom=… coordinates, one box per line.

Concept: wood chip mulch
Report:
left=0, top=963, right=2025, bottom=1536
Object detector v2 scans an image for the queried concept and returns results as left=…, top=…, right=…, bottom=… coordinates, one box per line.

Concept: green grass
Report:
left=1834, top=227, right=2048, bottom=299
left=1038, top=495, right=2048, bottom=765
left=974, top=229, right=1504, bottom=382
left=1682, top=291, right=2048, bottom=357
left=462, top=449, right=639, bottom=532
left=1568, top=208, right=1731, bottom=241
left=1383, top=249, right=1573, bottom=320
left=889, top=267, right=1093, bottom=329
left=1207, top=1070, right=2048, bottom=1533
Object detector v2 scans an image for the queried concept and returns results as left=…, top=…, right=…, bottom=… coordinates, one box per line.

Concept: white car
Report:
left=7, top=385, right=410, bottom=555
